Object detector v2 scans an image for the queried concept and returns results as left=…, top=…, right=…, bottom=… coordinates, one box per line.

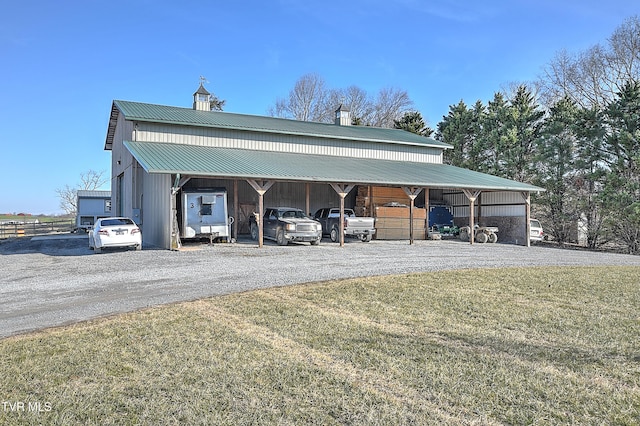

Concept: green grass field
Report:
left=1, top=266, right=639, bottom=425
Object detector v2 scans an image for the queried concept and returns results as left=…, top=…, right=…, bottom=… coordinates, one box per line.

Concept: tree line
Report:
left=436, top=16, right=640, bottom=253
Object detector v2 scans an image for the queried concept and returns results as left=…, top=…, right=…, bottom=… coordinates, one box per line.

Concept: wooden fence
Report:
left=0, top=219, right=75, bottom=239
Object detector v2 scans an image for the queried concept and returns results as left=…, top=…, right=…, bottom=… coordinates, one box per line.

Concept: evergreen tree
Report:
left=602, top=81, right=640, bottom=253
left=533, top=97, right=580, bottom=243
left=504, top=85, right=545, bottom=182
left=481, top=92, right=510, bottom=176
left=437, top=100, right=484, bottom=170
left=393, top=111, right=433, bottom=137
left=573, top=107, right=609, bottom=249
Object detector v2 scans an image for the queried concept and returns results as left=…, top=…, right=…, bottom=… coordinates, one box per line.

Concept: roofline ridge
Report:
left=110, top=99, right=452, bottom=150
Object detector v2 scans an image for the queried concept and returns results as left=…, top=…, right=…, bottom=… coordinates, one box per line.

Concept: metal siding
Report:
left=142, top=172, right=171, bottom=249
left=444, top=191, right=526, bottom=218
left=78, top=197, right=108, bottom=216
left=482, top=205, right=525, bottom=217
left=481, top=191, right=522, bottom=205
left=136, top=123, right=442, bottom=164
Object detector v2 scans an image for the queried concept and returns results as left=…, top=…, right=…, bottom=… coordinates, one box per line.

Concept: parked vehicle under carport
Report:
left=250, top=207, right=322, bottom=246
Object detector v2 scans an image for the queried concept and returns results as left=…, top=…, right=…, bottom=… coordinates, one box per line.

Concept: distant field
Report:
left=0, top=215, right=71, bottom=223
left=1, top=266, right=638, bottom=425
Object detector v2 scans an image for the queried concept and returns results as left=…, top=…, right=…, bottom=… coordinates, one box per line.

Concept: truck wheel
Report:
left=360, top=234, right=372, bottom=242
left=250, top=223, right=258, bottom=241
left=488, top=232, right=498, bottom=243
left=276, top=228, right=287, bottom=246
left=330, top=227, right=339, bottom=243
left=476, top=232, right=488, bottom=243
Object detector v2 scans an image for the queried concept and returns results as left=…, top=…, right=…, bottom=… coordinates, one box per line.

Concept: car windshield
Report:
left=328, top=209, right=355, bottom=218
left=101, top=218, right=134, bottom=227
left=279, top=210, right=306, bottom=219
left=530, top=220, right=541, bottom=228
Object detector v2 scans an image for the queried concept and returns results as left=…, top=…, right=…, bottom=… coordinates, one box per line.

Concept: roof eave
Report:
left=104, top=101, right=120, bottom=151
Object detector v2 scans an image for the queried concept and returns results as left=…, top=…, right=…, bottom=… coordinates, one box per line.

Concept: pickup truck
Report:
left=250, top=207, right=322, bottom=246
left=313, top=208, right=376, bottom=242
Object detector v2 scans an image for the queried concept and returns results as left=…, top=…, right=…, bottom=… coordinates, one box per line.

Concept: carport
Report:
left=124, top=141, right=543, bottom=248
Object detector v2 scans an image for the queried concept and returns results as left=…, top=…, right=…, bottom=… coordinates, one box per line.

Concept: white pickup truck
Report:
left=313, top=208, right=376, bottom=242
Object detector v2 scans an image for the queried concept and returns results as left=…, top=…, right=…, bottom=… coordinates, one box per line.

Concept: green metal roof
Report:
left=108, top=100, right=452, bottom=150
left=124, top=141, right=543, bottom=192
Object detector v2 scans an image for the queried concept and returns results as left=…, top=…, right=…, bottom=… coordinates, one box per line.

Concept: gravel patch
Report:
left=1, top=235, right=639, bottom=339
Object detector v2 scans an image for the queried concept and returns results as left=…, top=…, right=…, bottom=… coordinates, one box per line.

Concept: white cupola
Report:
left=193, top=81, right=211, bottom=111
left=335, top=104, right=351, bottom=126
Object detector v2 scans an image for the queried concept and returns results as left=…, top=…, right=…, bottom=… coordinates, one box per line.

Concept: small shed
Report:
left=76, top=190, right=111, bottom=231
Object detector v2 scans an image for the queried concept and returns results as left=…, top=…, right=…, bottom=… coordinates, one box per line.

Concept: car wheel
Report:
left=488, top=232, right=498, bottom=243
left=310, top=239, right=319, bottom=246
left=250, top=223, right=258, bottom=241
left=360, top=234, right=372, bottom=242
left=276, top=228, right=287, bottom=246
left=330, top=226, right=339, bottom=243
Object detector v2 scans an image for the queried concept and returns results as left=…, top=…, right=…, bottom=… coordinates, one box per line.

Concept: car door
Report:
left=314, top=209, right=328, bottom=234
left=263, top=209, right=278, bottom=239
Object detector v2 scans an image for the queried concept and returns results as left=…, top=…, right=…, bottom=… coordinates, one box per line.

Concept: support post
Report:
left=424, top=187, right=430, bottom=236
left=330, top=183, right=355, bottom=247
left=402, top=187, right=423, bottom=245
left=462, top=189, right=481, bottom=245
left=247, top=179, right=275, bottom=248
left=170, top=174, right=192, bottom=250
left=233, top=180, right=239, bottom=241
left=305, top=183, right=311, bottom=216
left=521, top=191, right=531, bottom=247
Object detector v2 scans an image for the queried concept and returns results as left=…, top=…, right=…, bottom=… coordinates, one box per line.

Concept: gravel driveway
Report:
left=1, top=235, right=639, bottom=339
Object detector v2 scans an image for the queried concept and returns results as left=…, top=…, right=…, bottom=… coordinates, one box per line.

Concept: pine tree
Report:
left=533, top=97, right=580, bottom=243
left=602, top=81, right=640, bottom=253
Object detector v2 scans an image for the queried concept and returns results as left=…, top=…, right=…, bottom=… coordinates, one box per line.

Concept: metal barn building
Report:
left=104, top=84, right=542, bottom=249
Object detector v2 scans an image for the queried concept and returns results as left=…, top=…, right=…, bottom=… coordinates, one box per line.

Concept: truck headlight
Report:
left=285, top=223, right=296, bottom=231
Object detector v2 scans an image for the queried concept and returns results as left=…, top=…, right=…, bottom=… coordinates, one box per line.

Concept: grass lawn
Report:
left=1, top=266, right=639, bottom=425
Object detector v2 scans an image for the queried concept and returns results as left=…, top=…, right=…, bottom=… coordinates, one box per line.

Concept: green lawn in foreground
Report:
left=1, top=266, right=639, bottom=425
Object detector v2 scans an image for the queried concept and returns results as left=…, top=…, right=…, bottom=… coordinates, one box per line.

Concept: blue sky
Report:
left=0, top=1, right=636, bottom=214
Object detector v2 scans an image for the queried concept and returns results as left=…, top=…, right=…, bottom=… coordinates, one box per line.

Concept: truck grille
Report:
left=296, top=224, right=316, bottom=232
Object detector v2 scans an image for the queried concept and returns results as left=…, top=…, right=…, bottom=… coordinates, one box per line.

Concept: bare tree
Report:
left=56, top=170, right=108, bottom=215
left=269, top=73, right=329, bottom=122
left=325, top=85, right=374, bottom=125
left=540, top=15, right=640, bottom=109
left=269, top=74, right=415, bottom=128
left=368, top=87, right=414, bottom=128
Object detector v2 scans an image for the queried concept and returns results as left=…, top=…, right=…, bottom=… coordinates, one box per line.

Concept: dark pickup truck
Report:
left=250, top=207, right=322, bottom=245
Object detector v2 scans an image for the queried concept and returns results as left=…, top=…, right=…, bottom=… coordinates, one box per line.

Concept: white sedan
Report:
left=89, top=217, right=142, bottom=253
